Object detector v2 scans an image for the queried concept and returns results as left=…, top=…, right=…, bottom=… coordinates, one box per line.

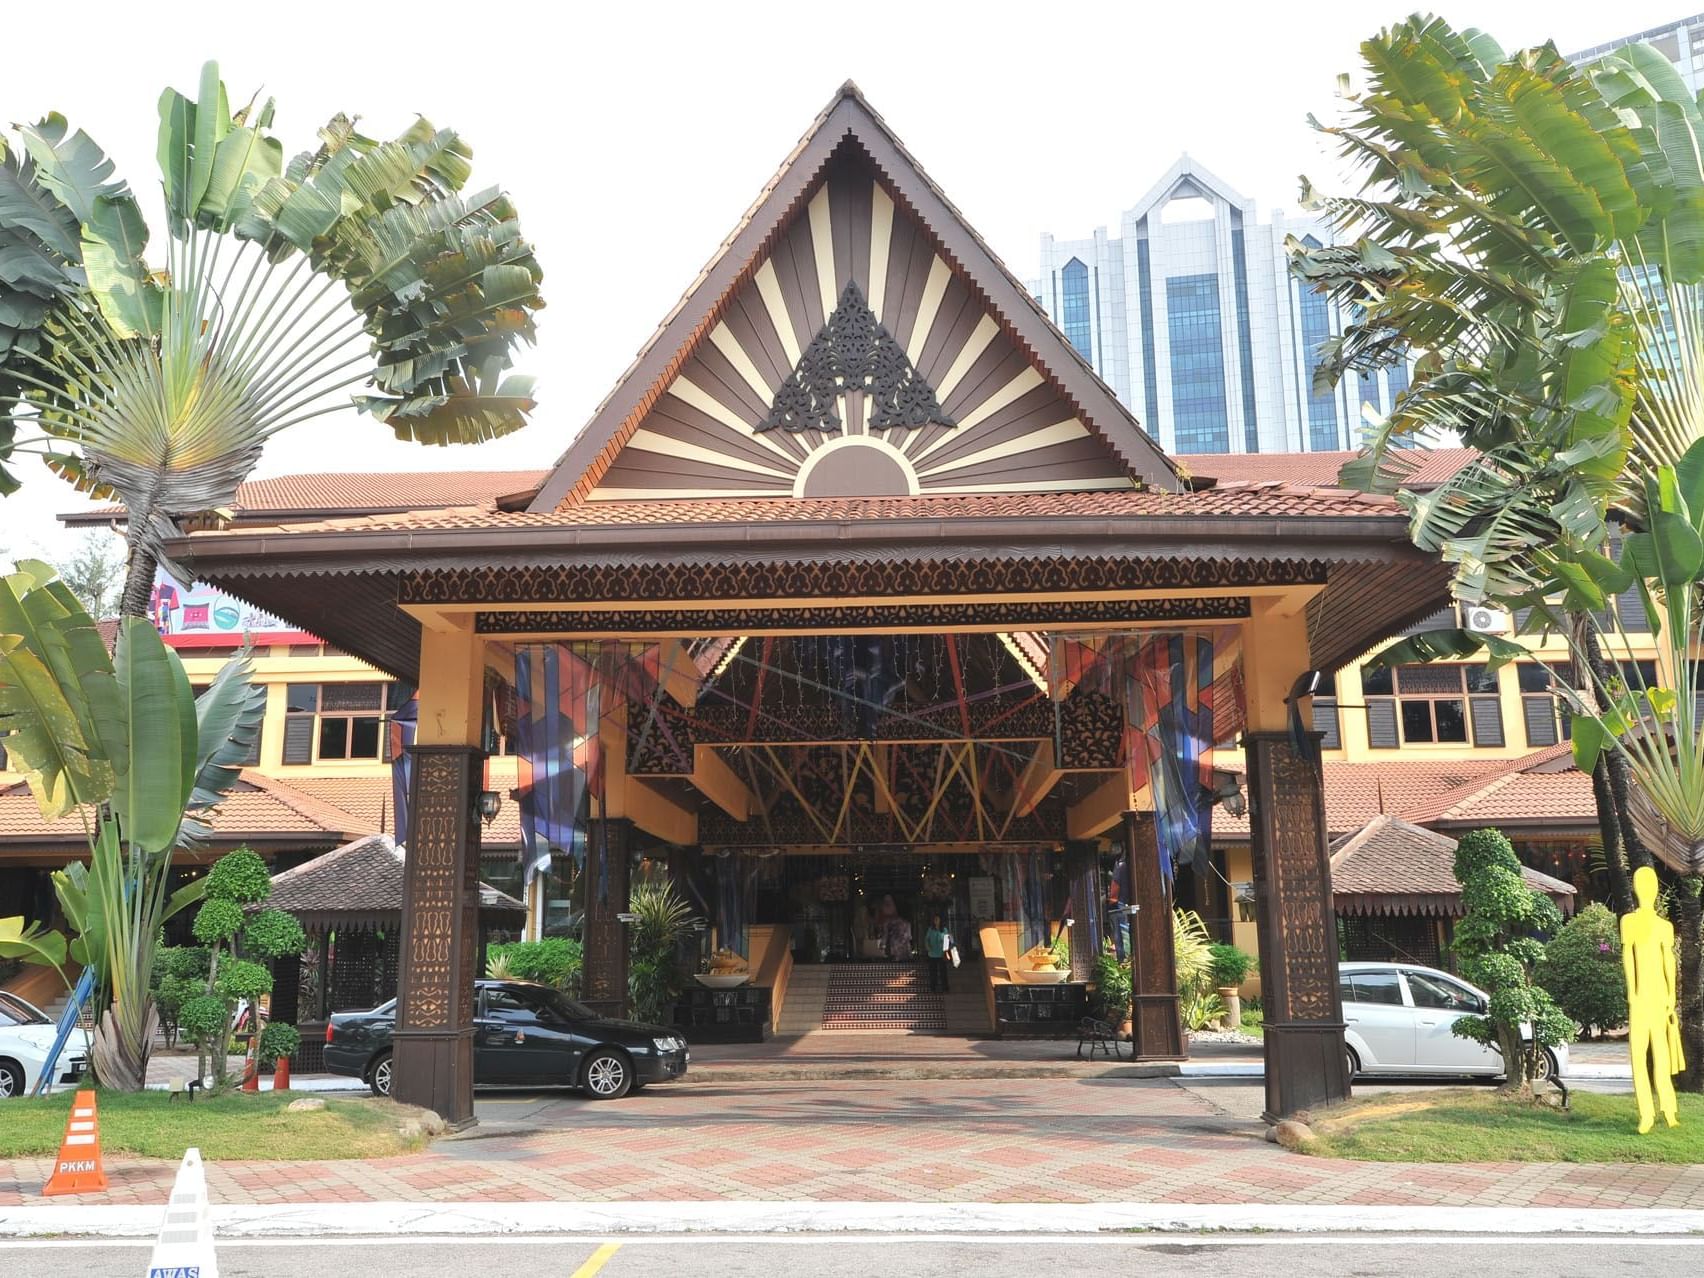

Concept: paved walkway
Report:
left=5, top=1075, right=1698, bottom=1212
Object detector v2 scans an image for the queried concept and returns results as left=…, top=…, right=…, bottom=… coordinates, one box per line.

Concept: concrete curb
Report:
left=693, top=1063, right=1180, bottom=1082
left=3, top=1201, right=1702, bottom=1239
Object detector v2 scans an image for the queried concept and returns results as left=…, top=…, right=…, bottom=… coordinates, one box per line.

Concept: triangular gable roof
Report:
left=1330, top=814, right=1575, bottom=918
left=1126, top=155, right=1251, bottom=223
left=530, top=82, right=1177, bottom=511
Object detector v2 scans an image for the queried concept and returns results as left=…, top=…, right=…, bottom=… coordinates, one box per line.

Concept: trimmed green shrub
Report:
left=1536, top=902, right=1628, bottom=1037
left=204, top=848, right=271, bottom=904
left=243, top=909, right=307, bottom=959
left=488, top=938, right=583, bottom=989
left=192, top=898, right=244, bottom=945
left=178, top=995, right=227, bottom=1041
left=215, top=958, right=271, bottom=1003
left=258, top=1022, right=301, bottom=1064
left=1208, top=942, right=1256, bottom=989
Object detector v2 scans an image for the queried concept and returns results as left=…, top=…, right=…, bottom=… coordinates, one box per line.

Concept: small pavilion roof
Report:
left=264, top=833, right=524, bottom=929
left=1329, top=815, right=1576, bottom=918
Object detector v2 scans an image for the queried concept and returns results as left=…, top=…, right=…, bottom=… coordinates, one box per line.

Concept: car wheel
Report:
left=1531, top=1048, right=1559, bottom=1085
left=582, top=1049, right=633, bottom=1100
left=0, top=1058, right=22, bottom=1099
left=369, top=1051, right=394, bottom=1099
left=1345, top=1045, right=1360, bottom=1081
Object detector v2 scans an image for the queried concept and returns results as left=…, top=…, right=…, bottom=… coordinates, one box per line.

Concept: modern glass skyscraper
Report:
left=1569, top=12, right=1704, bottom=92
left=1035, top=157, right=1409, bottom=455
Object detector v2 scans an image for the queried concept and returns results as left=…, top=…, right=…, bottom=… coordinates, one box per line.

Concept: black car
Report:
left=324, top=979, right=689, bottom=1100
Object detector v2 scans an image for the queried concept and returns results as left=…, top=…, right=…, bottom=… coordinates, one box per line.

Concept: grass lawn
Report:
left=0, top=1090, right=426, bottom=1161
left=1236, top=1006, right=1264, bottom=1036
left=1303, top=1088, right=1704, bottom=1164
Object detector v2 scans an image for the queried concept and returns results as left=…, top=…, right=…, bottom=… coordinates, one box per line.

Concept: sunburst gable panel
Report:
left=589, top=148, right=1138, bottom=502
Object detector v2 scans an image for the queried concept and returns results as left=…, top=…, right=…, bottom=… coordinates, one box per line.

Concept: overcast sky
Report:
left=2, top=0, right=1691, bottom=561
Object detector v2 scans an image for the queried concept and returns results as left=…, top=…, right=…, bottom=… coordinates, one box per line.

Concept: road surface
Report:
left=7, top=1234, right=1703, bottom=1277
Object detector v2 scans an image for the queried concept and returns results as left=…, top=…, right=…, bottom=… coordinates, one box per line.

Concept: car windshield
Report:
left=0, top=992, right=50, bottom=1026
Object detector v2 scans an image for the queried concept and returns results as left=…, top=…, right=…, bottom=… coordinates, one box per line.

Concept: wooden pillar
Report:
left=1125, top=812, right=1185, bottom=1061
left=1242, top=595, right=1349, bottom=1120
left=581, top=818, right=632, bottom=1019
left=395, top=618, right=485, bottom=1127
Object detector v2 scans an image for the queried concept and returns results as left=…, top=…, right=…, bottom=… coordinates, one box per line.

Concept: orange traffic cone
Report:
left=271, top=1055, right=290, bottom=1093
left=42, top=1089, right=107, bottom=1196
left=241, top=1058, right=259, bottom=1092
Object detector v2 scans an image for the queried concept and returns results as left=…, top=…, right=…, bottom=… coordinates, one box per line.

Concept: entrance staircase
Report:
left=777, top=962, right=991, bottom=1035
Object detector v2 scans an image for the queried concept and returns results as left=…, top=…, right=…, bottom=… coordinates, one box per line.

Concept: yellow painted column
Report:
left=415, top=618, right=484, bottom=746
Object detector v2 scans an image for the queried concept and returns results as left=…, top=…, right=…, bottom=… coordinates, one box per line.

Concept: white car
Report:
left=0, top=990, right=90, bottom=1098
left=1339, top=961, right=1568, bottom=1083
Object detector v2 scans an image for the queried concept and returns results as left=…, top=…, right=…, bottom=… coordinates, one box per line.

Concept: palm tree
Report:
left=1292, top=17, right=1704, bottom=1083
left=0, top=62, right=543, bottom=612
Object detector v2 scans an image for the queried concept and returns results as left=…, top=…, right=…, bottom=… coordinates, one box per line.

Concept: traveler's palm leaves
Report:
left=0, top=61, right=542, bottom=562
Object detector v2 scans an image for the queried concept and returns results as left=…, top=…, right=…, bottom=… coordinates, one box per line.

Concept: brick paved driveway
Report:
left=5, top=1077, right=1701, bottom=1210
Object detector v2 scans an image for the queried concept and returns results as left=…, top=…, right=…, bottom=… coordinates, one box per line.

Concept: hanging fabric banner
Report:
left=1124, top=632, right=1217, bottom=885
left=515, top=642, right=663, bottom=900
left=387, top=694, right=418, bottom=846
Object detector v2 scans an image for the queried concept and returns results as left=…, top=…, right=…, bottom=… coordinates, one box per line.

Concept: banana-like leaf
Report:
left=0, top=915, right=68, bottom=972
left=1365, top=627, right=1528, bottom=671
left=0, top=632, right=107, bottom=818
left=111, top=618, right=195, bottom=854
left=178, top=643, right=266, bottom=848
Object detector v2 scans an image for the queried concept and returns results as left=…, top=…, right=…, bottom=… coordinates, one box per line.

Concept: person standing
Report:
left=1623, top=865, right=1683, bottom=1134
left=924, top=913, right=952, bottom=994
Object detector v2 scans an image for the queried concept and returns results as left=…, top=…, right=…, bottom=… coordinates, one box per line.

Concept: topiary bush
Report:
left=243, top=909, right=307, bottom=960
left=204, top=848, right=271, bottom=904
left=258, top=1022, right=300, bottom=1065
left=1208, top=942, right=1256, bottom=990
left=1450, top=828, right=1574, bottom=1094
left=1536, top=902, right=1628, bottom=1037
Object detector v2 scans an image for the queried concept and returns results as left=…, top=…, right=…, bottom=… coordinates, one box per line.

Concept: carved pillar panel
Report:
left=395, top=745, right=483, bottom=1127
left=582, top=818, right=633, bottom=1019
left=1245, top=731, right=1350, bottom=1120
left=1124, top=813, right=1185, bottom=1061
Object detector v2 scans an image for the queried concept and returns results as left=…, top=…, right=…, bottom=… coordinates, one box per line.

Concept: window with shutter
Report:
left=1312, top=698, right=1341, bottom=749
left=282, top=716, right=315, bottom=764
left=1468, top=696, right=1504, bottom=747
left=1367, top=699, right=1400, bottom=748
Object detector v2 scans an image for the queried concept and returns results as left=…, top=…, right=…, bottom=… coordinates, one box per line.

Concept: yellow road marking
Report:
left=571, top=1241, right=622, bottom=1276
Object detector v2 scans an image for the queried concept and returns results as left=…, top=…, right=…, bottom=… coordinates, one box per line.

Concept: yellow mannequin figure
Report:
left=1622, top=866, right=1684, bottom=1134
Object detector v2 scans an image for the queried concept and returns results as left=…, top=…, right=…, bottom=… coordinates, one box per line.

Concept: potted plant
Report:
left=1089, top=941, right=1133, bottom=1033
left=1208, top=942, right=1256, bottom=1029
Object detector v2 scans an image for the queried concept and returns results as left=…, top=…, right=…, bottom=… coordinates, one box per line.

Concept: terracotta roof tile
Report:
left=1329, top=815, right=1575, bottom=917
left=190, top=483, right=1402, bottom=539
left=69, top=470, right=547, bottom=525
left=289, top=764, right=522, bottom=848
left=1178, top=449, right=1476, bottom=491
left=1395, top=745, right=1591, bottom=827
left=1214, top=758, right=1504, bottom=839
left=0, top=771, right=366, bottom=844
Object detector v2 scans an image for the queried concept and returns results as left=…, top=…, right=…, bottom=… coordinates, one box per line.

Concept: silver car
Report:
left=1339, top=961, right=1567, bottom=1083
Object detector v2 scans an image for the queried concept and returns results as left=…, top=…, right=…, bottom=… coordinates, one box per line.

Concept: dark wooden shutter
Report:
left=1367, top=699, right=1400, bottom=748
left=1522, top=696, right=1558, bottom=748
left=1468, top=695, right=1504, bottom=747
left=282, top=716, right=315, bottom=764
left=1312, top=698, right=1341, bottom=750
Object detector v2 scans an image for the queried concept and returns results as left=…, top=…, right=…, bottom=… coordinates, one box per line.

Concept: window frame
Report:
left=1362, top=663, right=1502, bottom=749
left=282, top=681, right=392, bottom=765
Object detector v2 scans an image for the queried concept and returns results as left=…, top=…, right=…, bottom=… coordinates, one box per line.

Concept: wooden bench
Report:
left=1076, top=1017, right=1125, bottom=1060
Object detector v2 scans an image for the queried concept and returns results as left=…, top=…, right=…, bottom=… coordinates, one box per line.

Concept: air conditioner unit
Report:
left=1463, top=605, right=1512, bottom=635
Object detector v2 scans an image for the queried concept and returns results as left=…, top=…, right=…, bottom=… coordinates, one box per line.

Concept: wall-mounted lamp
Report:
left=476, top=790, right=503, bottom=827
left=1209, top=768, right=1246, bottom=819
